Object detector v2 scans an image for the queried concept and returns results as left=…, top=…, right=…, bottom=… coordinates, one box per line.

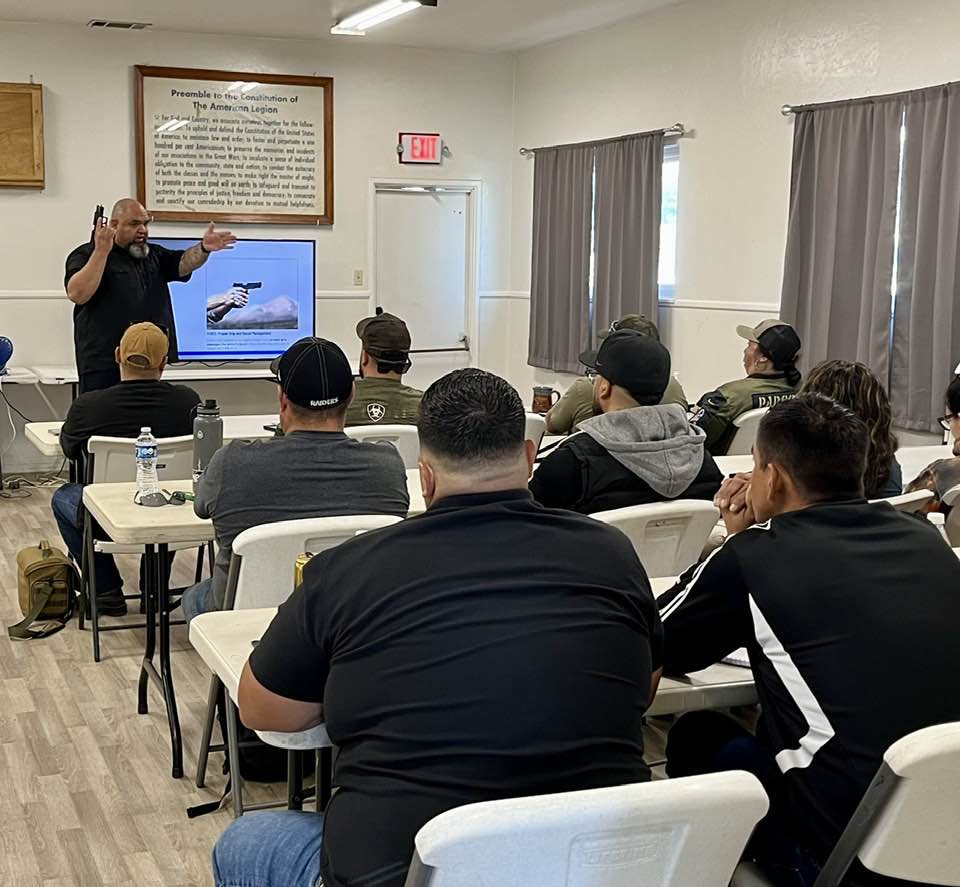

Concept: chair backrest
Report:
left=868, top=489, right=934, bottom=513
left=229, top=514, right=403, bottom=610
left=404, top=771, right=768, bottom=887
left=725, top=408, right=768, bottom=456
left=346, top=424, right=420, bottom=469
left=813, top=722, right=960, bottom=887
left=590, top=500, right=720, bottom=578
left=524, top=412, right=547, bottom=449
left=86, top=434, right=195, bottom=483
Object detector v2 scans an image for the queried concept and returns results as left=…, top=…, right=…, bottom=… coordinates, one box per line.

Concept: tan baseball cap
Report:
left=119, top=322, right=169, bottom=370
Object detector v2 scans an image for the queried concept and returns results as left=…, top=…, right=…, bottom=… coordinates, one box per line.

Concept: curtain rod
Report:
left=519, top=123, right=686, bottom=156
left=781, top=78, right=960, bottom=116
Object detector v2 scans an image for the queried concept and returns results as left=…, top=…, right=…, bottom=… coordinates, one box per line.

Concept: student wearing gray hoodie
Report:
left=530, top=330, right=723, bottom=514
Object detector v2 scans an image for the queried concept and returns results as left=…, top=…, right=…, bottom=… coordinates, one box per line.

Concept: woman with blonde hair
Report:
left=800, top=360, right=901, bottom=498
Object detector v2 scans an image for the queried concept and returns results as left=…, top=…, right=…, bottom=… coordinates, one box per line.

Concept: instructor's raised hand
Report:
left=202, top=222, right=237, bottom=253
left=93, top=218, right=116, bottom=254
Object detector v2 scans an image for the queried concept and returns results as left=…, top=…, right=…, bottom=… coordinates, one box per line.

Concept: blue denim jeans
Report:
left=213, top=811, right=324, bottom=887
left=181, top=577, right=216, bottom=624
left=51, top=483, right=123, bottom=594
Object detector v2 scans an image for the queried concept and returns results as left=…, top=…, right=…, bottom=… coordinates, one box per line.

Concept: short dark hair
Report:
left=755, top=393, right=868, bottom=500
left=286, top=398, right=349, bottom=424
left=418, top=368, right=525, bottom=467
left=946, top=376, right=960, bottom=416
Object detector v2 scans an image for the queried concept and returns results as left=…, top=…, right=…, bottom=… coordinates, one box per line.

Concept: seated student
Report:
left=180, top=337, right=409, bottom=622
left=51, top=322, right=200, bottom=617
left=691, top=320, right=802, bottom=455
left=801, top=359, right=902, bottom=498
left=345, top=309, right=422, bottom=426
left=212, top=368, right=664, bottom=887
left=658, top=394, right=960, bottom=886
left=545, top=314, right=688, bottom=435
left=905, top=375, right=960, bottom=508
left=530, top=330, right=722, bottom=514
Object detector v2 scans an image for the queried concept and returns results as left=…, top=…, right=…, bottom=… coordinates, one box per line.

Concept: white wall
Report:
left=509, top=0, right=960, bottom=402
left=0, top=21, right=516, bottom=472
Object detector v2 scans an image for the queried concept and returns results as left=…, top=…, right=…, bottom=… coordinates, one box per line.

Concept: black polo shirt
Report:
left=658, top=499, right=960, bottom=864
left=64, top=241, right=189, bottom=376
left=250, top=489, right=663, bottom=887
left=59, top=379, right=200, bottom=461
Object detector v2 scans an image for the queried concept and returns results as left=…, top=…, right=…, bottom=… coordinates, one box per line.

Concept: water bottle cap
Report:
left=141, top=426, right=151, bottom=433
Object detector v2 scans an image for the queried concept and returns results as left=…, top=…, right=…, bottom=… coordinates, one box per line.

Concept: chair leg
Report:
left=224, top=696, right=244, bottom=817
left=78, top=518, right=89, bottom=632
left=196, top=675, right=221, bottom=788
left=193, top=546, right=204, bottom=585
left=207, top=542, right=215, bottom=576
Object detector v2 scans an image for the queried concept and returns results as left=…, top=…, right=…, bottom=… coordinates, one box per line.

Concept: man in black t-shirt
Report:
left=659, top=394, right=960, bottom=886
left=213, top=369, right=664, bottom=887
left=51, top=323, right=200, bottom=616
left=64, top=198, right=236, bottom=393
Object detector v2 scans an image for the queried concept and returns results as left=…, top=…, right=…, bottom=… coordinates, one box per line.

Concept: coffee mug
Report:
left=532, top=386, right=560, bottom=414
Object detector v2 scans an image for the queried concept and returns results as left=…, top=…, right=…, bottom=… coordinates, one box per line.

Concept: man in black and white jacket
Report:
left=658, top=393, right=960, bottom=887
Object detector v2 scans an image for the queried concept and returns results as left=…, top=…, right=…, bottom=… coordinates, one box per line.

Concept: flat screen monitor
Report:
left=154, top=237, right=315, bottom=361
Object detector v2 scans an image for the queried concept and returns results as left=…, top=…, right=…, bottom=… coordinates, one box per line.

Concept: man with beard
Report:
left=64, top=198, right=237, bottom=393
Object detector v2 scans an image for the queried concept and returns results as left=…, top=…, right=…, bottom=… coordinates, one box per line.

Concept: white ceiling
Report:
left=0, top=0, right=682, bottom=52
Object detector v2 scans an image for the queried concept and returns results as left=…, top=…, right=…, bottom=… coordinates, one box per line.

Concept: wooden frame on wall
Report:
left=135, top=66, right=334, bottom=225
left=0, top=82, right=45, bottom=189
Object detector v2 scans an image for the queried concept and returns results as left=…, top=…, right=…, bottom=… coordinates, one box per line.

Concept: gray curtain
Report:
left=527, top=144, right=594, bottom=373
left=780, top=98, right=903, bottom=376
left=593, top=132, right=664, bottom=335
left=890, top=82, right=960, bottom=431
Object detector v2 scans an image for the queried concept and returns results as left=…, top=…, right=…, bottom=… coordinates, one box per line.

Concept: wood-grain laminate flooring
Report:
left=0, top=487, right=282, bottom=887
left=0, top=485, right=673, bottom=886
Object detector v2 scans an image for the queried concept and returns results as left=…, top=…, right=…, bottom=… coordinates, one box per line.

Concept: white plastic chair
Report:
left=346, top=424, right=420, bottom=469
left=195, top=514, right=402, bottom=816
left=404, top=771, right=769, bottom=887
left=590, top=500, right=720, bottom=578
left=524, top=412, right=547, bottom=449
left=81, top=435, right=205, bottom=661
left=733, top=721, right=960, bottom=887
left=868, top=489, right=934, bottom=513
left=726, top=408, right=768, bottom=456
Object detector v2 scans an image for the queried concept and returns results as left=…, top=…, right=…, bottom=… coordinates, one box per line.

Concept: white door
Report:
left=374, top=188, right=473, bottom=391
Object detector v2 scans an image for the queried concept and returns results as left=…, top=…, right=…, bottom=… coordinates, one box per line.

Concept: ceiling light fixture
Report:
left=331, top=0, right=437, bottom=36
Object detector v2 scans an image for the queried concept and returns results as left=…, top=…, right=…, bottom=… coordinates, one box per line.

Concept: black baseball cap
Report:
left=579, top=329, right=671, bottom=405
left=356, top=309, right=412, bottom=360
left=737, top=320, right=801, bottom=368
left=270, top=337, right=354, bottom=410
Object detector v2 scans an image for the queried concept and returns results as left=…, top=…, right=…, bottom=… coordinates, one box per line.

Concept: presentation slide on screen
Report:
left=156, top=238, right=315, bottom=360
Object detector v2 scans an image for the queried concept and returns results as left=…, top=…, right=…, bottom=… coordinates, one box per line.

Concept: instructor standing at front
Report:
left=64, top=198, right=237, bottom=394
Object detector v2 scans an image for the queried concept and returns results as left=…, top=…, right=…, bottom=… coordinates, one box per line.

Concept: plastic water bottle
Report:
left=192, top=399, right=223, bottom=488
left=135, top=427, right=160, bottom=496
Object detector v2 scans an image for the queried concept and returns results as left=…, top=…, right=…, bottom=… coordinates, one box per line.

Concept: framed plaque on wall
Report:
left=135, top=66, right=334, bottom=225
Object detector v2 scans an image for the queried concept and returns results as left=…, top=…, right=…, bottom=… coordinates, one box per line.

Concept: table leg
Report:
left=287, top=752, right=304, bottom=811
left=137, top=545, right=157, bottom=715
left=157, top=543, right=183, bottom=778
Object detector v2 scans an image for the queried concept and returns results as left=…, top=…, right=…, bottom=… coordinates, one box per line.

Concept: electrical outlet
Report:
left=353, top=269, right=364, bottom=287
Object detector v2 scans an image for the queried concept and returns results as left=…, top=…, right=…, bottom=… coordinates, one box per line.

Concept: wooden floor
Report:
left=0, top=486, right=282, bottom=887
left=0, top=484, right=673, bottom=886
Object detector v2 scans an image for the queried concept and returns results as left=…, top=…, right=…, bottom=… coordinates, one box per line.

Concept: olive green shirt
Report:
left=345, top=377, right=423, bottom=427
left=691, top=373, right=799, bottom=455
left=545, top=376, right=689, bottom=435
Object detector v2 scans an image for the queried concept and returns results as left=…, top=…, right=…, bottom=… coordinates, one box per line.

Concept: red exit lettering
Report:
left=412, top=136, right=437, bottom=160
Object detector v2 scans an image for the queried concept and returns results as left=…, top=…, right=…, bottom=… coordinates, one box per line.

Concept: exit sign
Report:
left=399, top=132, right=443, bottom=165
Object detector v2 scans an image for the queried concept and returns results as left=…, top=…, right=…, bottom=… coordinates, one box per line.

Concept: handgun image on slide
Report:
left=233, top=281, right=263, bottom=291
